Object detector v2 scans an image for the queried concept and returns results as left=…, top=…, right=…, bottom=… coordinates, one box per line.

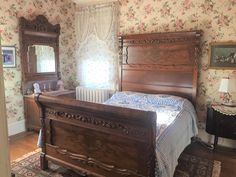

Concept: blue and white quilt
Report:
left=104, top=91, right=198, bottom=177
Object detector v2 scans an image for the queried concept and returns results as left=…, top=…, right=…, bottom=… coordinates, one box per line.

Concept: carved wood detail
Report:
left=20, top=15, right=60, bottom=33
left=19, top=15, right=60, bottom=84
left=50, top=145, right=145, bottom=177
left=45, top=108, right=147, bottom=139
left=194, top=46, right=201, bottom=67
left=123, top=64, right=193, bottom=72
left=123, top=36, right=200, bottom=45
left=118, top=37, right=123, bottom=65
left=125, top=46, right=129, bottom=64
left=123, top=31, right=202, bottom=46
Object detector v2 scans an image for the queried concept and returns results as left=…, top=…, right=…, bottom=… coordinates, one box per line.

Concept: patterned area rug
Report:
left=11, top=149, right=221, bottom=177
left=174, top=153, right=221, bottom=177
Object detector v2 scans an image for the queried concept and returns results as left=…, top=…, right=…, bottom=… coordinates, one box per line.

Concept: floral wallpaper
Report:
left=119, top=0, right=236, bottom=126
left=0, top=0, right=77, bottom=124
left=1, top=0, right=236, bottom=131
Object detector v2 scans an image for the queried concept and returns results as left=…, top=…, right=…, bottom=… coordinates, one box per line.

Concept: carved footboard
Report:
left=35, top=94, right=156, bottom=177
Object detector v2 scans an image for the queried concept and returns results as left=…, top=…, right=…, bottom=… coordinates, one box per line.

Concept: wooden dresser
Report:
left=24, top=95, right=41, bottom=131
left=19, top=15, right=64, bottom=132
left=24, top=91, right=75, bottom=132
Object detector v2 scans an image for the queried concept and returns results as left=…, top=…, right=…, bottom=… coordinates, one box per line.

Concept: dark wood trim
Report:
left=23, top=30, right=59, bottom=38
left=119, top=30, right=202, bottom=104
left=36, top=95, right=156, bottom=177
left=19, top=15, right=60, bottom=84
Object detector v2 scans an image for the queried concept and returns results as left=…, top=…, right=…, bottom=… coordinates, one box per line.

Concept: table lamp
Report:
left=218, top=77, right=236, bottom=106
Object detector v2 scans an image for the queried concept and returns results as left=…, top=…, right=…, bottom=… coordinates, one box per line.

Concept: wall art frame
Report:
left=2, top=46, right=16, bottom=68
left=209, top=42, right=236, bottom=69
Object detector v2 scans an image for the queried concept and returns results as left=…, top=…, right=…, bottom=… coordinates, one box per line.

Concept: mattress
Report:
left=104, top=91, right=198, bottom=177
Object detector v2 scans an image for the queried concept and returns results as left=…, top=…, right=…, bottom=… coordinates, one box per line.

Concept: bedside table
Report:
left=206, top=104, right=236, bottom=150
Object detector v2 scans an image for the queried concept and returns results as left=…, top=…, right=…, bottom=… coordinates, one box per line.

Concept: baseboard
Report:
left=198, top=129, right=236, bottom=148
left=8, top=120, right=26, bottom=136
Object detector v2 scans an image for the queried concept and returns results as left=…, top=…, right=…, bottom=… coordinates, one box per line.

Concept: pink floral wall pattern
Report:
left=1, top=0, right=236, bottom=131
left=0, top=0, right=76, bottom=124
left=119, top=0, right=236, bottom=127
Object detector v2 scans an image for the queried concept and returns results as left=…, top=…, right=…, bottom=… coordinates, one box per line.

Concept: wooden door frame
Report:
left=0, top=35, right=11, bottom=177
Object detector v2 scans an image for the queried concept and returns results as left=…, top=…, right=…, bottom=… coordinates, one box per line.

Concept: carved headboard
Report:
left=119, top=31, right=202, bottom=104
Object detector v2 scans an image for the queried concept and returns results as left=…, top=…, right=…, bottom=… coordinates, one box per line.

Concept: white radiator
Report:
left=76, top=86, right=114, bottom=103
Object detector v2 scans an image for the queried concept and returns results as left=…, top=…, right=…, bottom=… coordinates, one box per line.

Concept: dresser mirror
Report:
left=27, top=45, right=56, bottom=73
left=19, top=15, right=60, bottom=83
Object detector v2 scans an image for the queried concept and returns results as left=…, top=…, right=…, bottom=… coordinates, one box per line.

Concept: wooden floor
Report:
left=10, top=132, right=236, bottom=177
left=9, top=132, right=38, bottom=161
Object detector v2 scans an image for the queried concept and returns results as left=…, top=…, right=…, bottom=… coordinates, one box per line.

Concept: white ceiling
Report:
left=72, top=0, right=117, bottom=6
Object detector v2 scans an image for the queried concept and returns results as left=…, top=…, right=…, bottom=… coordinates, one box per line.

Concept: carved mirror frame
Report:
left=19, top=15, right=60, bottom=82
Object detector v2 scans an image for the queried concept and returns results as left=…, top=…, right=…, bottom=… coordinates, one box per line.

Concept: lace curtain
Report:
left=75, top=2, right=119, bottom=90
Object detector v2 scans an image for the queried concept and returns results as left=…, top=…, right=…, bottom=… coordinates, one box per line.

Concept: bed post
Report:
left=39, top=116, right=48, bottom=171
left=35, top=93, right=48, bottom=170
left=118, top=36, right=123, bottom=91
left=40, top=152, right=48, bottom=170
left=192, top=31, right=202, bottom=106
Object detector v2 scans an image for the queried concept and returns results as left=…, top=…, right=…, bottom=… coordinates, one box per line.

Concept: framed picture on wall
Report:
left=2, top=46, right=16, bottom=68
left=209, top=42, right=236, bottom=69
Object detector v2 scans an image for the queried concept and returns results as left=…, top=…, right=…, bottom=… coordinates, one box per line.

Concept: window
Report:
left=75, top=2, right=119, bottom=90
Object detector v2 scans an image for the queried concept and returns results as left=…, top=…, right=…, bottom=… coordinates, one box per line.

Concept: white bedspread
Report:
left=104, top=91, right=198, bottom=177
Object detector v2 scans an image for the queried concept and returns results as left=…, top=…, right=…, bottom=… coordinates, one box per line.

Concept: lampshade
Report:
left=219, top=78, right=236, bottom=93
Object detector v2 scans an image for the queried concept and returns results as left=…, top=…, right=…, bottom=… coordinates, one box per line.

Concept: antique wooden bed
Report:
left=35, top=31, right=202, bottom=177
